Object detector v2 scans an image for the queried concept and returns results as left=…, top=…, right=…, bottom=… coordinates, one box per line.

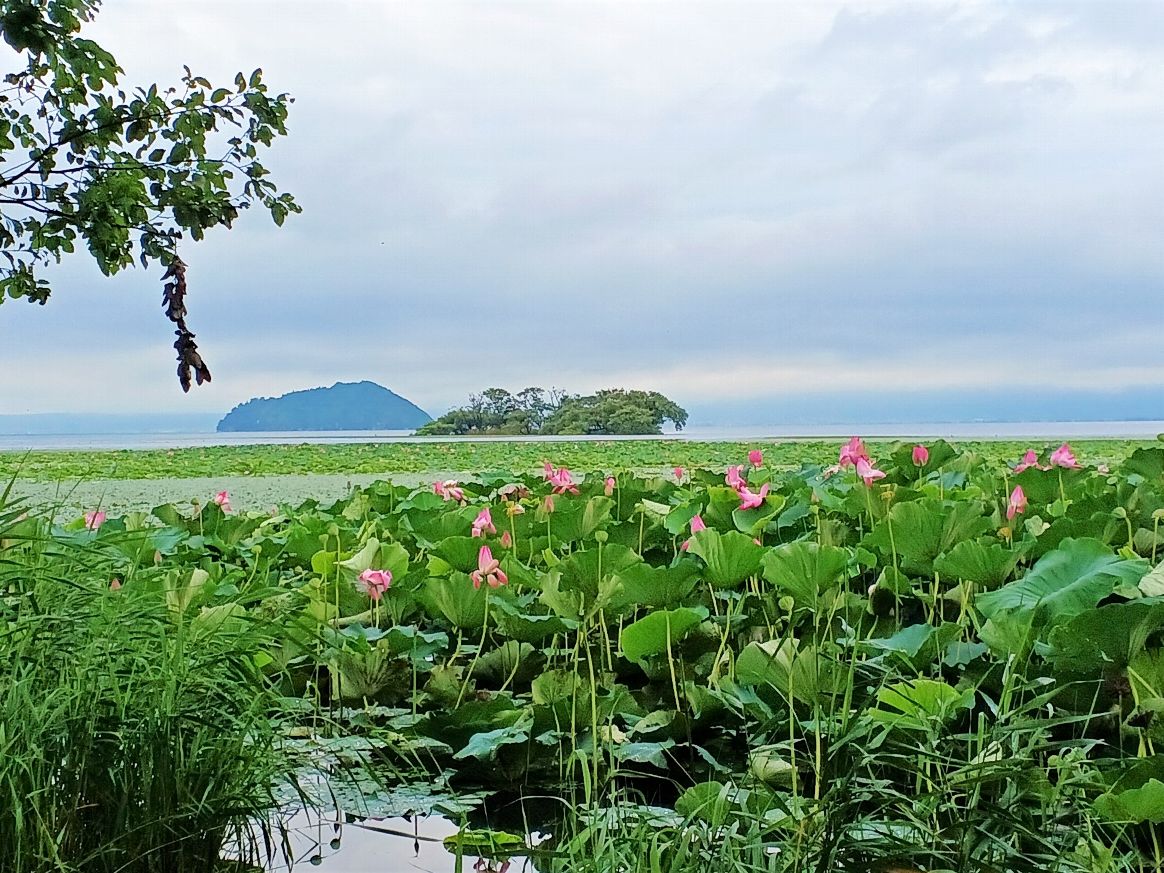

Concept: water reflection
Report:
left=268, top=809, right=539, bottom=873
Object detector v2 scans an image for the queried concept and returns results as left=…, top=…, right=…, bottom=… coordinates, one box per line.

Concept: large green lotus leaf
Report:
left=1140, top=561, right=1164, bottom=597
left=686, top=529, right=765, bottom=588
left=548, top=496, right=614, bottom=544
left=612, top=739, right=676, bottom=769
left=332, top=644, right=399, bottom=702
left=337, top=537, right=385, bottom=574
left=395, top=490, right=446, bottom=512
left=664, top=502, right=701, bottom=536
left=978, top=608, right=1036, bottom=659
left=976, top=538, right=1149, bottom=627
left=1047, top=598, right=1164, bottom=670
left=862, top=622, right=962, bottom=669
left=620, top=606, right=709, bottom=662
left=732, top=493, right=786, bottom=536
left=1095, top=780, right=1164, bottom=823
left=701, top=486, right=748, bottom=531
left=531, top=668, right=589, bottom=706
left=471, top=641, right=539, bottom=683
left=775, top=498, right=812, bottom=530
left=380, top=625, right=449, bottom=661
left=1123, top=447, right=1164, bottom=482
left=609, top=560, right=701, bottom=610
left=538, top=569, right=584, bottom=622
left=735, top=639, right=837, bottom=705
left=934, top=539, right=1026, bottom=589
left=890, top=439, right=958, bottom=474
left=490, top=596, right=576, bottom=642
left=423, top=574, right=488, bottom=629
left=402, top=504, right=481, bottom=548
left=675, top=780, right=735, bottom=827
left=430, top=536, right=484, bottom=574
left=869, top=678, right=973, bottom=730
left=557, top=544, right=641, bottom=601
left=453, top=713, right=533, bottom=762
left=863, top=498, right=991, bottom=576
left=418, top=696, right=522, bottom=749
left=760, top=541, right=850, bottom=607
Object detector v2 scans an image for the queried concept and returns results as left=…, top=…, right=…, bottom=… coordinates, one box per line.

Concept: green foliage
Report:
left=0, top=0, right=298, bottom=388
left=418, top=386, right=688, bottom=435
left=543, top=389, right=689, bottom=435
left=0, top=502, right=303, bottom=872
left=10, top=435, right=1164, bottom=871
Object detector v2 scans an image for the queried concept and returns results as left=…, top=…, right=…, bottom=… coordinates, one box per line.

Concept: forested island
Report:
left=217, top=382, right=431, bottom=431
left=417, top=387, right=687, bottom=435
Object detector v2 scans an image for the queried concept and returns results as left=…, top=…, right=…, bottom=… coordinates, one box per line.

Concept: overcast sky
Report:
left=1, top=1, right=1161, bottom=421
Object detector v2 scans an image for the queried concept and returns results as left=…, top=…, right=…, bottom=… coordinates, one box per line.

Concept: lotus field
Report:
left=8, top=437, right=1164, bottom=872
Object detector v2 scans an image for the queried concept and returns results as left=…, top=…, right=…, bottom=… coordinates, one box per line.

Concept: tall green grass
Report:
left=0, top=500, right=303, bottom=873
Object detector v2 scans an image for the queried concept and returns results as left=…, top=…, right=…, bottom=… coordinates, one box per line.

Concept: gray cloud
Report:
left=0, top=1, right=1160, bottom=419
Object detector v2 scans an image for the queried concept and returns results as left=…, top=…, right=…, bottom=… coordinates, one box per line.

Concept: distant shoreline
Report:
left=0, top=418, right=1162, bottom=452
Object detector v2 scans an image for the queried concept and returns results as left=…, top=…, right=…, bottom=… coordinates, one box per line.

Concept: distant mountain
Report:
left=217, top=382, right=432, bottom=432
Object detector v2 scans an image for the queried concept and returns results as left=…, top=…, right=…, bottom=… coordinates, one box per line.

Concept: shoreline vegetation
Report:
left=1, top=437, right=1159, bottom=484
left=8, top=436, right=1164, bottom=871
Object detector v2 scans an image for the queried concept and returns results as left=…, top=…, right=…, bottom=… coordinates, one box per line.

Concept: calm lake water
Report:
left=2, top=421, right=1163, bottom=451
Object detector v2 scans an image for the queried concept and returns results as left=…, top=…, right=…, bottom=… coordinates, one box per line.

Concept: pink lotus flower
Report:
left=471, top=545, right=508, bottom=590
left=604, top=476, right=616, bottom=496
left=500, top=530, right=512, bottom=549
left=83, top=510, right=106, bottom=531
left=506, top=502, right=525, bottom=516
left=1006, top=485, right=1027, bottom=520
left=748, top=449, right=763, bottom=468
left=357, top=568, right=393, bottom=601
left=855, top=458, right=886, bottom=487
left=547, top=465, right=580, bottom=495
left=681, top=514, right=706, bottom=551
left=1050, top=443, right=1081, bottom=470
left=912, top=445, right=929, bottom=466
left=725, top=465, right=746, bottom=490
left=471, top=507, right=496, bottom=538
left=1013, top=450, right=1046, bottom=473
left=433, top=480, right=465, bottom=502
left=497, top=483, right=530, bottom=501
left=673, top=466, right=685, bottom=482
left=543, top=494, right=555, bottom=513
left=838, top=437, right=869, bottom=469
left=213, top=491, right=232, bottom=513
left=109, top=578, right=122, bottom=591
left=737, top=483, right=770, bottom=511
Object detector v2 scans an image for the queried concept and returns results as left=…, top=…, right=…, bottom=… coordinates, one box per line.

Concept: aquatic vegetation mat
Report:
left=8, top=437, right=1164, bottom=871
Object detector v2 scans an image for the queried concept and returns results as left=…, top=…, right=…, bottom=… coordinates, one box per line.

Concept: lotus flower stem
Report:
left=455, top=587, right=490, bottom=708
left=664, top=611, right=683, bottom=715
left=584, top=630, right=602, bottom=795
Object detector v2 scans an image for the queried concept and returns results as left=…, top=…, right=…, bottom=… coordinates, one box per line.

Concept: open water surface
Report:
left=1, top=421, right=1163, bottom=451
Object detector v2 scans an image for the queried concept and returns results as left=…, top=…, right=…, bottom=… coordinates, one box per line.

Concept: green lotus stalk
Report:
left=584, top=631, right=603, bottom=796
left=664, top=611, right=683, bottom=714
left=708, top=591, right=737, bottom=687
left=455, top=589, right=490, bottom=708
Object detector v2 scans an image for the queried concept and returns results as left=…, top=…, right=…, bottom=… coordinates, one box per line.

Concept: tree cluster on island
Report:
left=417, top=387, right=688, bottom=436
